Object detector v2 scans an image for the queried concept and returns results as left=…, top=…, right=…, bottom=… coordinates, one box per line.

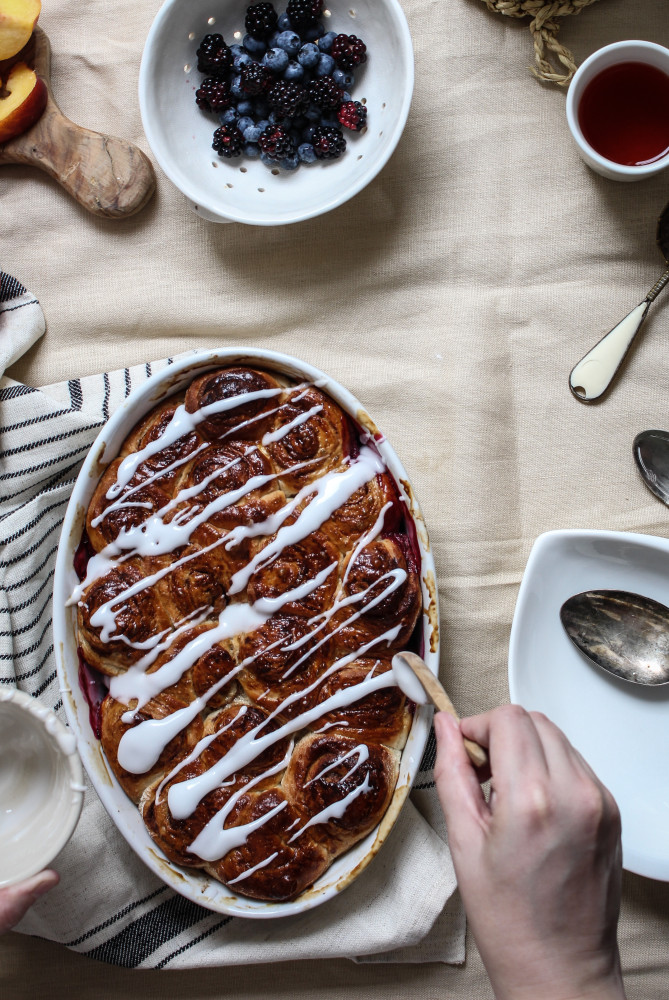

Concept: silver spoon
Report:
left=560, top=590, right=669, bottom=685
left=633, top=428, right=669, bottom=505
left=569, top=202, right=669, bottom=403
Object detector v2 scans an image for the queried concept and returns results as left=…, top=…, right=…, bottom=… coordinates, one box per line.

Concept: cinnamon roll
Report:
left=74, top=364, right=424, bottom=904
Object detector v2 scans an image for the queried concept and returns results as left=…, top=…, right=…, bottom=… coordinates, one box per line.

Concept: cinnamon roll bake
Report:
left=72, top=366, right=422, bottom=902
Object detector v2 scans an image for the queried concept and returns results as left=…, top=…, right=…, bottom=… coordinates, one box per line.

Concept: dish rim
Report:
left=508, top=526, right=669, bottom=883
left=52, top=347, right=439, bottom=918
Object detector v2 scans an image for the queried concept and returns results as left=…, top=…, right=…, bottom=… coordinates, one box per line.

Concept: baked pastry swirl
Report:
left=72, top=365, right=423, bottom=903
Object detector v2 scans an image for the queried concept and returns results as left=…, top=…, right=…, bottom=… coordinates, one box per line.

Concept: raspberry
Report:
left=212, top=125, right=244, bottom=158
left=196, top=34, right=233, bottom=77
left=268, top=80, right=308, bottom=117
left=195, top=78, right=233, bottom=113
left=311, top=124, right=346, bottom=159
left=245, top=3, right=278, bottom=39
left=258, top=124, right=296, bottom=159
left=286, top=0, right=323, bottom=30
left=337, top=99, right=367, bottom=131
left=308, top=75, right=344, bottom=111
left=331, top=34, right=367, bottom=70
left=240, top=61, right=274, bottom=96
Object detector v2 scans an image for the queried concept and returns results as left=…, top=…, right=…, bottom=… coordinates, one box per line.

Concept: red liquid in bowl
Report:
left=578, top=61, right=669, bottom=166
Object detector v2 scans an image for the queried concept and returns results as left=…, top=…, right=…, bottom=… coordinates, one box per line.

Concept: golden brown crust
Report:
left=75, top=365, right=421, bottom=903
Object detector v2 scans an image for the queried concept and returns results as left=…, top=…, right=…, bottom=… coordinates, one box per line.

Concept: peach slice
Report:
left=0, top=0, right=40, bottom=61
left=0, top=61, right=46, bottom=142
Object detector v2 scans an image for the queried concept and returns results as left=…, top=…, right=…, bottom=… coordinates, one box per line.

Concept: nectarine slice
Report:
left=0, top=0, right=40, bottom=61
left=0, top=60, right=46, bottom=142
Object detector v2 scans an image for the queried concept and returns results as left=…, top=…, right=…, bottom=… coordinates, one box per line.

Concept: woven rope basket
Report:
left=480, top=0, right=601, bottom=85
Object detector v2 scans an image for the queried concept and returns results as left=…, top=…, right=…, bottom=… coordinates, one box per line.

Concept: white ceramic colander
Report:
left=138, top=0, right=414, bottom=225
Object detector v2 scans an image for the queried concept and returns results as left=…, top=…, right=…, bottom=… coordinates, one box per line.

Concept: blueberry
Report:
left=298, top=42, right=320, bottom=69
left=230, top=44, right=244, bottom=58
left=320, top=117, right=338, bottom=129
left=318, top=31, right=337, bottom=53
left=304, top=23, right=325, bottom=41
left=236, top=100, right=254, bottom=116
left=302, top=124, right=316, bottom=142
left=298, top=142, right=317, bottom=163
left=260, top=151, right=276, bottom=166
left=262, top=47, right=289, bottom=73
left=269, top=31, right=280, bottom=47
left=280, top=153, right=300, bottom=170
left=341, top=91, right=352, bottom=103
left=219, top=108, right=238, bottom=125
left=237, top=115, right=255, bottom=133
left=315, top=53, right=335, bottom=77
left=233, top=52, right=253, bottom=70
left=253, top=99, right=270, bottom=118
left=230, top=74, right=244, bottom=98
left=243, top=34, right=266, bottom=56
left=255, top=118, right=270, bottom=133
left=305, top=103, right=322, bottom=121
left=277, top=12, right=291, bottom=30
left=243, top=124, right=263, bottom=143
left=244, top=142, right=261, bottom=158
left=275, top=31, right=301, bottom=57
left=333, top=68, right=354, bottom=89
left=284, top=60, right=304, bottom=82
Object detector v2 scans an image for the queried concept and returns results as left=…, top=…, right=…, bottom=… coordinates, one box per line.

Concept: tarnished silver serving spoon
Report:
left=560, top=590, right=669, bottom=685
left=569, top=202, right=669, bottom=403
left=633, top=428, right=669, bottom=505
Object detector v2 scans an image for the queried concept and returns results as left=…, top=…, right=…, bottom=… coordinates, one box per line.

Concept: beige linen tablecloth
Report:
left=3, top=0, right=669, bottom=996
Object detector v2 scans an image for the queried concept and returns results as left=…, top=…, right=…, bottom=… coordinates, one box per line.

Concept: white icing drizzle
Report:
left=107, top=386, right=291, bottom=498
left=288, top=773, right=372, bottom=842
left=227, top=851, right=279, bottom=885
left=261, top=404, right=323, bottom=445
left=305, top=743, right=369, bottom=786
left=228, top=446, right=385, bottom=596
left=167, top=626, right=400, bottom=820
left=188, top=742, right=294, bottom=862
left=154, top=706, right=248, bottom=804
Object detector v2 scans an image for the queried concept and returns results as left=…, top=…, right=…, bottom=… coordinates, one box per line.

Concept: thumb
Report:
left=434, top=712, right=489, bottom=847
left=0, top=870, right=59, bottom=935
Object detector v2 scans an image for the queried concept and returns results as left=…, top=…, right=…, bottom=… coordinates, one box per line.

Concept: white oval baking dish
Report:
left=52, top=347, right=439, bottom=918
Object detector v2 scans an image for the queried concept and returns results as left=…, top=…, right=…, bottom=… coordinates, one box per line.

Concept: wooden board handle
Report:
left=0, top=28, right=155, bottom=219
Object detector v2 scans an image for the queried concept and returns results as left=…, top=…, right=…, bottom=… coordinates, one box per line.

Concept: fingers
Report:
left=434, top=711, right=490, bottom=846
left=0, top=870, right=59, bottom=935
left=460, top=705, right=550, bottom=801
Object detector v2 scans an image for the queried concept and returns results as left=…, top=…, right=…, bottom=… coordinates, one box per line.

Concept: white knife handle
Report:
left=569, top=301, right=650, bottom=402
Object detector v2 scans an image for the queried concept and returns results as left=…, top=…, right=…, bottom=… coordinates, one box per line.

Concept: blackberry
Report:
left=311, top=124, right=346, bottom=159
left=240, top=61, right=274, bottom=96
left=331, top=33, right=367, bottom=70
left=245, top=3, right=278, bottom=39
left=195, top=77, right=232, bottom=113
left=337, top=99, right=367, bottom=131
left=196, top=34, right=233, bottom=77
left=258, top=124, right=296, bottom=159
left=286, top=0, right=323, bottom=31
left=268, top=80, right=308, bottom=117
left=308, top=75, right=344, bottom=110
left=212, top=124, right=244, bottom=158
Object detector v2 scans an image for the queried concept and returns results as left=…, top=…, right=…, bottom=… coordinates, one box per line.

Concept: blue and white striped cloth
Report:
left=0, top=272, right=464, bottom=969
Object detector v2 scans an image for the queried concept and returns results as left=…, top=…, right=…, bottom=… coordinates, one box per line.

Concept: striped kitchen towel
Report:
left=0, top=272, right=465, bottom=969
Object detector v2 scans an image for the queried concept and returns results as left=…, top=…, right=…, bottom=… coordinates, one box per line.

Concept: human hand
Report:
left=0, top=870, right=59, bottom=934
left=434, top=706, right=625, bottom=1000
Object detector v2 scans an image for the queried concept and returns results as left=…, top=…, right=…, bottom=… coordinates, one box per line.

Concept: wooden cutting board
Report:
left=0, top=27, right=155, bottom=219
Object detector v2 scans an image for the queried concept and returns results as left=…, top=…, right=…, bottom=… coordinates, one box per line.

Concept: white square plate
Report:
left=509, top=529, right=669, bottom=882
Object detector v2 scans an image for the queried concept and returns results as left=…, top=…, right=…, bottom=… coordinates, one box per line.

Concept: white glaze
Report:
left=391, top=654, right=429, bottom=706
left=288, top=773, right=372, bottom=842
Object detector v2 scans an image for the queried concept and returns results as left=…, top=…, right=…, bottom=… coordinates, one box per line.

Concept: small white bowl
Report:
left=0, top=688, right=84, bottom=887
left=566, top=40, right=669, bottom=182
left=139, top=0, right=414, bottom=225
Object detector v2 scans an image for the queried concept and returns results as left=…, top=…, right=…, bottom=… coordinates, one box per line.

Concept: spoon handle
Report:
left=399, top=652, right=488, bottom=769
left=569, top=266, right=669, bottom=403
